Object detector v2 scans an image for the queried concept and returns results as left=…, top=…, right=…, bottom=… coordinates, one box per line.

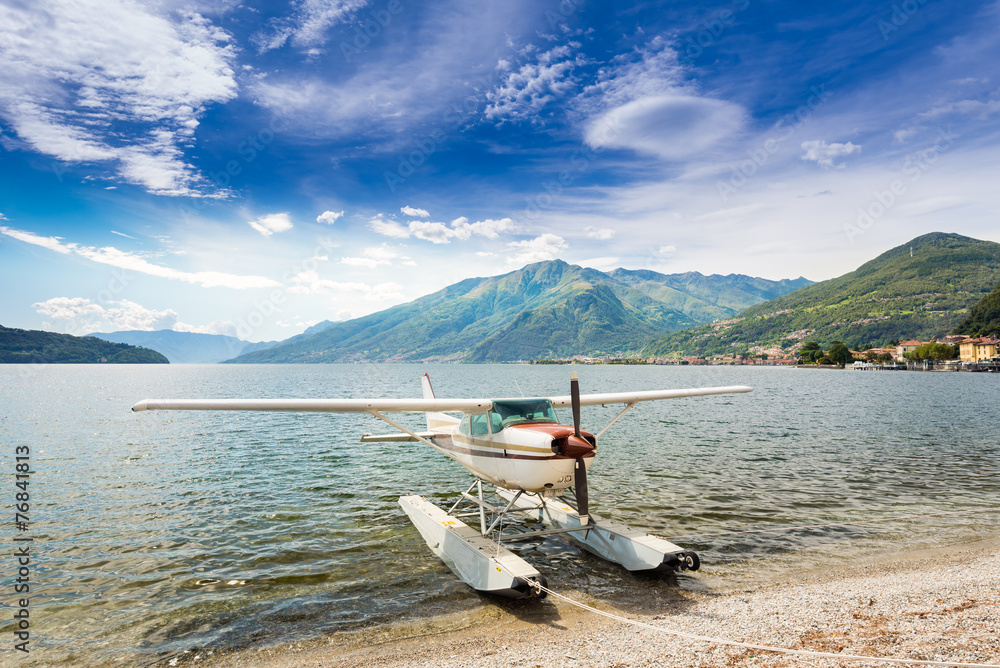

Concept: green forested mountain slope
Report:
left=227, top=260, right=808, bottom=363
left=955, top=281, right=1000, bottom=337
left=644, top=233, right=1000, bottom=357
left=1, top=325, right=169, bottom=363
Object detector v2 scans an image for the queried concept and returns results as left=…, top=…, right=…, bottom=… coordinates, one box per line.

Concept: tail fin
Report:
left=420, top=373, right=459, bottom=431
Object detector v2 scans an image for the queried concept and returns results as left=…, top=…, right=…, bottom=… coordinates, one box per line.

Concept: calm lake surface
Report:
left=3, top=364, right=999, bottom=665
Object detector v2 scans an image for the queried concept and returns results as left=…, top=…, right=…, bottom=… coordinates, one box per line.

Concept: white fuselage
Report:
left=426, top=419, right=595, bottom=493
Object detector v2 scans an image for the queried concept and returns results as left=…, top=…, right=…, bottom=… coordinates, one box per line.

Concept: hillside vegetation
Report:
left=644, top=233, right=1000, bottom=358
left=955, top=281, right=1000, bottom=337
left=1, top=326, right=169, bottom=363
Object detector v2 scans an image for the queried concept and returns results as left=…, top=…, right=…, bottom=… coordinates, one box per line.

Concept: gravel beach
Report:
left=184, top=540, right=1000, bottom=668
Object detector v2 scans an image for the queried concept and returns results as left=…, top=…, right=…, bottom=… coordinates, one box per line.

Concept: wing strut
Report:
left=595, top=401, right=639, bottom=439
left=369, top=411, right=439, bottom=450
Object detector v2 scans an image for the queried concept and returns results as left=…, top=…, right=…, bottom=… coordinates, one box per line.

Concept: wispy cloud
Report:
left=0, top=0, right=237, bottom=195
left=1, top=225, right=278, bottom=289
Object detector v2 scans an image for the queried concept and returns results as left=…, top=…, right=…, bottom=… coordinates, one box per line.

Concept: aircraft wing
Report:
left=131, top=398, right=493, bottom=414
left=548, top=384, right=752, bottom=408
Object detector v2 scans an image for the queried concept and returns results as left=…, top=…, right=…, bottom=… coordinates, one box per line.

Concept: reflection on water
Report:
left=2, top=364, right=998, bottom=664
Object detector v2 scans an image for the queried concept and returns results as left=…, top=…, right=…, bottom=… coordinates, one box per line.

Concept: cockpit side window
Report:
left=490, top=399, right=557, bottom=429
left=470, top=414, right=488, bottom=436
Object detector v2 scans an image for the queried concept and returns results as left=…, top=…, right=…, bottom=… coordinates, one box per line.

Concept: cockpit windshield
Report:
left=489, top=399, right=558, bottom=430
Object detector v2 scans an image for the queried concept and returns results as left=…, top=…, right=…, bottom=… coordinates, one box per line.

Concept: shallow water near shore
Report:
left=3, top=363, right=999, bottom=666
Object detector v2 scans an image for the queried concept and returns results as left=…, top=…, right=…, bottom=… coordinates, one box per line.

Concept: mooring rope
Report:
left=531, top=581, right=1000, bottom=668
left=667, top=506, right=1000, bottom=541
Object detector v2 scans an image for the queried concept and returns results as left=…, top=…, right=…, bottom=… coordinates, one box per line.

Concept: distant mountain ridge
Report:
left=227, top=260, right=811, bottom=363
left=644, top=232, right=1000, bottom=357
left=1, top=325, right=168, bottom=364
left=88, top=330, right=279, bottom=364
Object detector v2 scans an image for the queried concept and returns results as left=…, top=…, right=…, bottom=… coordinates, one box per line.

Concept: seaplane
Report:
left=132, top=373, right=751, bottom=599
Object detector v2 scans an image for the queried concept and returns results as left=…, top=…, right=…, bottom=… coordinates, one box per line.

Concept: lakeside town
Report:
left=532, top=335, right=1000, bottom=370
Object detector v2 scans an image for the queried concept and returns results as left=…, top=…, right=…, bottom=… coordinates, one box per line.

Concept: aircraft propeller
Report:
left=570, top=372, right=589, bottom=525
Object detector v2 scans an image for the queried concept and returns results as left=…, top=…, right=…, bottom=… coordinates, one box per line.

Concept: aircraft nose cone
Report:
left=559, top=434, right=595, bottom=458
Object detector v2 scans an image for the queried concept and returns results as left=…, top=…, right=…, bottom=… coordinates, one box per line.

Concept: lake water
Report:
left=3, top=364, right=999, bottom=666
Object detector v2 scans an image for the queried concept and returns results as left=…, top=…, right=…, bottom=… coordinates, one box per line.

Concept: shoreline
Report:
left=183, top=538, right=1000, bottom=668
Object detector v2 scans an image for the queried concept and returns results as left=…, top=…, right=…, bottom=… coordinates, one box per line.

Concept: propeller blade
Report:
left=570, top=371, right=581, bottom=439
left=575, top=456, right=589, bottom=525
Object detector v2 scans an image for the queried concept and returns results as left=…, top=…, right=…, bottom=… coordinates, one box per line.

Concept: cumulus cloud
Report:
left=1, top=224, right=279, bottom=289
left=401, top=206, right=430, bottom=218
left=408, top=221, right=453, bottom=244
left=369, top=215, right=515, bottom=243
left=800, top=140, right=861, bottom=168
left=316, top=210, right=343, bottom=224
left=506, top=233, right=568, bottom=266
left=33, top=297, right=180, bottom=334
left=450, top=217, right=516, bottom=240
left=0, top=0, right=238, bottom=196
left=248, top=213, right=294, bottom=237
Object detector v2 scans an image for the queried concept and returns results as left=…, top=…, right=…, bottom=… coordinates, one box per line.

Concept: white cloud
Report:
left=800, top=140, right=861, bottom=168
left=401, top=206, right=430, bottom=218
left=408, top=221, right=453, bottom=244
left=340, top=244, right=413, bottom=268
left=506, top=233, right=568, bottom=266
left=369, top=215, right=515, bottom=244
left=0, top=0, right=238, bottom=196
left=252, top=0, right=367, bottom=53
left=485, top=43, right=587, bottom=122
left=584, top=94, right=745, bottom=160
left=248, top=213, right=294, bottom=237
left=656, top=245, right=676, bottom=255
left=368, top=216, right=412, bottom=239
left=32, top=297, right=180, bottom=334
left=450, top=217, right=516, bottom=240
left=1, top=224, right=279, bottom=289
left=584, top=226, right=615, bottom=240
left=316, top=210, right=344, bottom=224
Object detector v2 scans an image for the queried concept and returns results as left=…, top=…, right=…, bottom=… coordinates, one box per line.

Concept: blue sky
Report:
left=2, top=0, right=999, bottom=342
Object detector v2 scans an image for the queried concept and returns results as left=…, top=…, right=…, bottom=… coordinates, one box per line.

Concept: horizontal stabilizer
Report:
left=361, top=431, right=436, bottom=443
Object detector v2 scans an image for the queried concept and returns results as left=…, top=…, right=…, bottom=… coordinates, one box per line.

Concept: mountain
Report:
left=227, top=260, right=809, bottom=363
left=954, top=281, right=1000, bottom=337
left=608, top=269, right=812, bottom=323
left=1, top=325, right=168, bottom=364
left=644, top=232, right=1000, bottom=358
left=88, top=329, right=280, bottom=364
